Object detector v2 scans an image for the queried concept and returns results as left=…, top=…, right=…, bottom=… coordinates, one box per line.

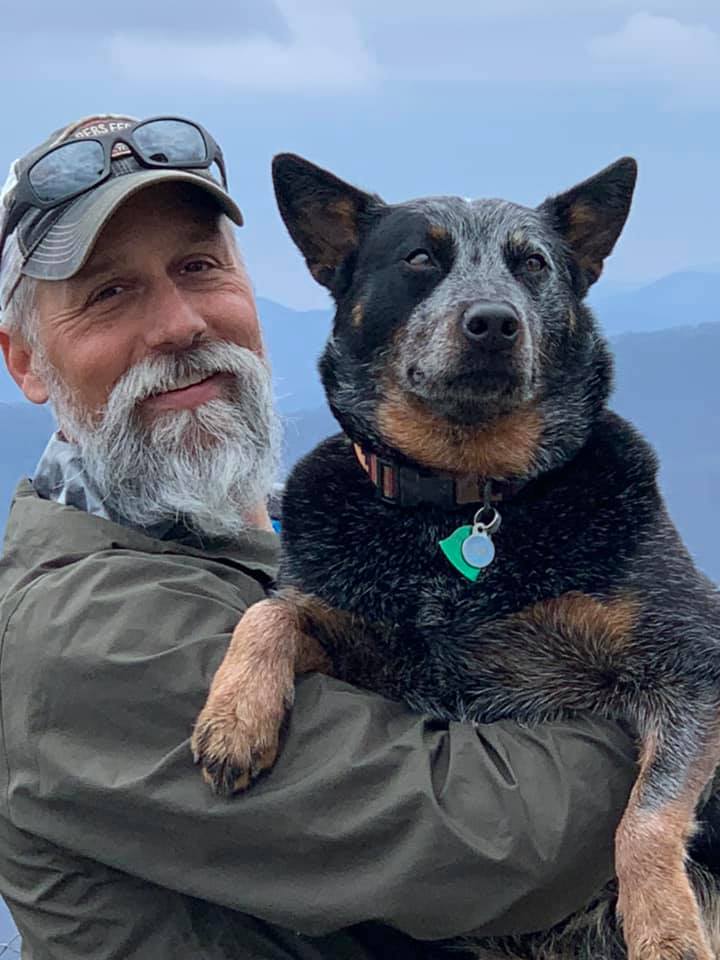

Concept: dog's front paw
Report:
left=191, top=679, right=293, bottom=797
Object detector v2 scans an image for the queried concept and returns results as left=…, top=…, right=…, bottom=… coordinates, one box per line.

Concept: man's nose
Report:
left=143, top=281, right=208, bottom=351
left=461, top=301, right=522, bottom=351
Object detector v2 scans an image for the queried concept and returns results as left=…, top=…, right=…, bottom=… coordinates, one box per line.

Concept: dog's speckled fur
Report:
left=193, top=155, right=720, bottom=960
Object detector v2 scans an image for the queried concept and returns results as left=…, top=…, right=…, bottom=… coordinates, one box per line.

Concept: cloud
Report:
left=107, top=0, right=379, bottom=94
left=589, top=12, right=720, bottom=104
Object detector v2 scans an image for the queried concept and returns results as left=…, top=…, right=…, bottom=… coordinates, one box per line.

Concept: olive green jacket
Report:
left=0, top=481, right=636, bottom=959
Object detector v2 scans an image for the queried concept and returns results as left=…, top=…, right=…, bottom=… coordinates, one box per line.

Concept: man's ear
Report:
left=272, top=153, right=383, bottom=291
left=0, top=329, right=49, bottom=404
left=538, top=157, right=637, bottom=291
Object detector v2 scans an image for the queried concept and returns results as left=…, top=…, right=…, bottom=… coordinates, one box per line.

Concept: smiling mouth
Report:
left=143, top=372, right=232, bottom=412
left=150, top=372, right=215, bottom=395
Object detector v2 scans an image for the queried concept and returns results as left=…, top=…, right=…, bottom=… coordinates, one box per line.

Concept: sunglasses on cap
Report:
left=0, top=116, right=228, bottom=261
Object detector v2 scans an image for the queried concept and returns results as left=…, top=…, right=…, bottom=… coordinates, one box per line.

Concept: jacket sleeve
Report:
left=0, top=551, right=637, bottom=942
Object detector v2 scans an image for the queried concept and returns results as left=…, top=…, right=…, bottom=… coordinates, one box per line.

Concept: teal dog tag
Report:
left=439, top=507, right=501, bottom=581
left=439, top=526, right=483, bottom=581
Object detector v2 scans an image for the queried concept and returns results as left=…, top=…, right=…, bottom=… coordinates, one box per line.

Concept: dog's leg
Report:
left=615, top=723, right=720, bottom=960
left=456, top=594, right=720, bottom=960
left=191, top=591, right=335, bottom=796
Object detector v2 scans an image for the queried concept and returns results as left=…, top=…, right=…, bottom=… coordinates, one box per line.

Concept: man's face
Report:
left=8, top=182, right=281, bottom=538
left=33, top=182, right=264, bottom=423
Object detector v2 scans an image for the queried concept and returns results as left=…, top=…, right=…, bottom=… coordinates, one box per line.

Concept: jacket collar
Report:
left=3, top=479, right=280, bottom=584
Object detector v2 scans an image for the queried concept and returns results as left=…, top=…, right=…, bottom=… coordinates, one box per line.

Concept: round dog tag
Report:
left=439, top=507, right=501, bottom=581
left=461, top=531, right=495, bottom=569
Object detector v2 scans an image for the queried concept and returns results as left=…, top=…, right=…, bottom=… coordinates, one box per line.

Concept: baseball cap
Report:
left=0, top=114, right=244, bottom=311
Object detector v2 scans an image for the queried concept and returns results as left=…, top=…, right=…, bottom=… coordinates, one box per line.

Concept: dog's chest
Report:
left=280, top=468, right=627, bottom=632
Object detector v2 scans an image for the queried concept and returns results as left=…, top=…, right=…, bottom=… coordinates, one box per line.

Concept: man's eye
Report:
left=183, top=260, right=214, bottom=274
left=91, top=284, right=124, bottom=304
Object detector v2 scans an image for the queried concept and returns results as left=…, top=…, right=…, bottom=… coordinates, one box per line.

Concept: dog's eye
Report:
left=405, top=249, right=433, bottom=267
left=525, top=253, right=547, bottom=273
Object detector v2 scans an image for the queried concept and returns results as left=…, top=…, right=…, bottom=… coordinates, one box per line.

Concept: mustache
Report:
left=107, top=341, right=269, bottom=410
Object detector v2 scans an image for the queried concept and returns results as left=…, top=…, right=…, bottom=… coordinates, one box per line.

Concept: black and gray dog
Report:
left=193, top=155, right=720, bottom=960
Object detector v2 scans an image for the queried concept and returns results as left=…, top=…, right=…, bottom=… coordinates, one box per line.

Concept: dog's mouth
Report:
left=441, top=368, right=516, bottom=392
left=401, top=361, right=532, bottom=424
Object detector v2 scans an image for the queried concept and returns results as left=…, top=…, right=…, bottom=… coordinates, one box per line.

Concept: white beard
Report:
left=36, top=341, right=282, bottom=540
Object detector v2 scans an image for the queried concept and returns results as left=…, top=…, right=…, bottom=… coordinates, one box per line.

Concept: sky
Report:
left=1, top=0, right=719, bottom=308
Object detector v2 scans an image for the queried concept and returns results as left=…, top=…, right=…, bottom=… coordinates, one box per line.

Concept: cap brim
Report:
left=20, top=168, right=244, bottom=282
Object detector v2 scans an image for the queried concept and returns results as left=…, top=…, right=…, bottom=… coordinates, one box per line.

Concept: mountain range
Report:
left=591, top=270, right=720, bottom=337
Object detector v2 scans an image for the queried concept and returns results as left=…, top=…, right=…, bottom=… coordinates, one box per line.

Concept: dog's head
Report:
left=272, top=155, right=636, bottom=480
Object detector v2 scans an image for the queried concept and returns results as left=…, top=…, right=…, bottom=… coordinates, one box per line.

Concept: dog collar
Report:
left=352, top=443, right=528, bottom=508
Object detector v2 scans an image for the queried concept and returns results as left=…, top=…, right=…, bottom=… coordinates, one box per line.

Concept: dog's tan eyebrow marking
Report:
left=351, top=303, right=364, bottom=328
left=507, top=233, right=554, bottom=270
left=428, top=224, right=449, bottom=242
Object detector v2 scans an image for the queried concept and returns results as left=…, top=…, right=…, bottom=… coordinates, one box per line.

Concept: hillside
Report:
left=591, top=271, right=720, bottom=337
left=0, top=903, right=17, bottom=951
left=0, top=402, right=55, bottom=524
left=256, top=297, right=331, bottom=410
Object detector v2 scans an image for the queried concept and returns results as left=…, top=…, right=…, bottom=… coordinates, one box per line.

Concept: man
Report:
left=0, top=114, right=635, bottom=959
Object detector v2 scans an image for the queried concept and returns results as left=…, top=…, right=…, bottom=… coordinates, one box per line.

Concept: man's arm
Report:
left=0, top=553, right=636, bottom=941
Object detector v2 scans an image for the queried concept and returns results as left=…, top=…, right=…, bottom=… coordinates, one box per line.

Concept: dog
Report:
left=192, top=154, right=720, bottom=960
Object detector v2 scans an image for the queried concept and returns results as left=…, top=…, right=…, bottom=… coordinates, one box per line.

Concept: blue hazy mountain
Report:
left=590, top=271, right=720, bottom=337
left=0, top=364, right=20, bottom=403
left=0, top=900, right=18, bottom=950
left=0, top=402, right=54, bottom=519
left=256, top=297, right=332, bottom=411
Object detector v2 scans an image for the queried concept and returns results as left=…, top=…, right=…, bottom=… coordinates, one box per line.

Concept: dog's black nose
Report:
left=462, top=302, right=521, bottom=350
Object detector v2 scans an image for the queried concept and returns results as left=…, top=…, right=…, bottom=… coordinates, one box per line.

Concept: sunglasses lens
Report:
left=133, top=120, right=208, bottom=165
left=208, top=160, right=225, bottom=185
left=29, top=140, right=105, bottom=203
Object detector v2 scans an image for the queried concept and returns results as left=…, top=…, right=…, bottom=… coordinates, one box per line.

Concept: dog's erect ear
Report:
left=539, top=157, right=637, bottom=289
left=272, top=153, right=382, bottom=289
